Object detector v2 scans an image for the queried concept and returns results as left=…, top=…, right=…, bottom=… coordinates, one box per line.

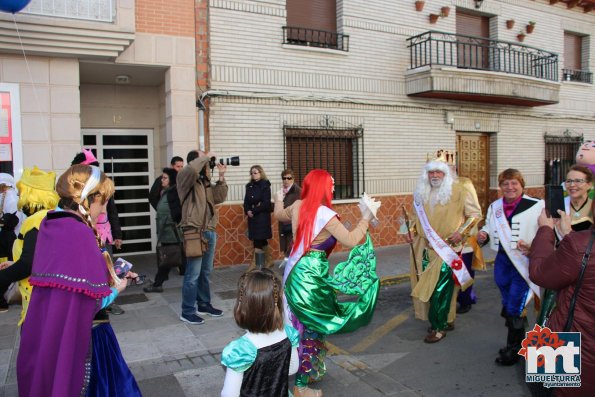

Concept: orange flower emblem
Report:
left=518, top=324, right=566, bottom=367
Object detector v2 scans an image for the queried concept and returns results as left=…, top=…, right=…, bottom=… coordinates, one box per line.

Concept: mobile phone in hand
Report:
left=545, top=184, right=565, bottom=219
left=114, top=258, right=133, bottom=278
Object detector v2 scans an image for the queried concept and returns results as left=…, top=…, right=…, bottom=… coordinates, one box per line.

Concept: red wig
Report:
left=293, top=169, right=334, bottom=254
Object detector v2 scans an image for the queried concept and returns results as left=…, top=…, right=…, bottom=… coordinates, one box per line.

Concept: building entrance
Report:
left=457, top=132, right=490, bottom=216
left=82, top=129, right=155, bottom=255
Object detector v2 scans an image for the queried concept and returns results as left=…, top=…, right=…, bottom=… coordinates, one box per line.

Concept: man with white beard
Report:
left=407, top=150, right=482, bottom=343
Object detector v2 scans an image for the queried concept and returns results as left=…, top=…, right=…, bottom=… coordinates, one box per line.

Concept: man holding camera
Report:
left=177, top=150, right=228, bottom=324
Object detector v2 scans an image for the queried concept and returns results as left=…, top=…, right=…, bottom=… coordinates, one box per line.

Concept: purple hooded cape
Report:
left=17, top=211, right=112, bottom=397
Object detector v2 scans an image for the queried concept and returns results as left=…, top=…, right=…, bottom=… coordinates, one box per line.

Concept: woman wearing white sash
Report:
left=477, top=169, right=544, bottom=366
left=274, top=169, right=380, bottom=397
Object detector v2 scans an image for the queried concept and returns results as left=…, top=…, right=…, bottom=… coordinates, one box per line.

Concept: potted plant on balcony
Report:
left=441, top=6, right=451, bottom=17
left=517, top=31, right=526, bottom=42
left=506, top=19, right=515, bottom=29
left=415, top=0, right=425, bottom=12
left=526, top=21, right=536, bottom=34
left=429, top=13, right=440, bottom=24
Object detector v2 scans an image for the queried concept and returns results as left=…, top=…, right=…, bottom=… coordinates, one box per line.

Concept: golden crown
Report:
left=426, top=149, right=456, bottom=165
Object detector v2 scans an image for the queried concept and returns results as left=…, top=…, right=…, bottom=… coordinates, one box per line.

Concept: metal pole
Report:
left=255, top=250, right=265, bottom=270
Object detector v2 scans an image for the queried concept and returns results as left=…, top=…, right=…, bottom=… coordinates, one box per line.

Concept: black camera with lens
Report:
left=209, top=156, right=240, bottom=169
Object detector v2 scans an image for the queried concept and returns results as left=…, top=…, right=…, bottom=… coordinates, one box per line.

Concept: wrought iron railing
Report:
left=22, top=0, right=114, bottom=23
left=407, top=31, right=559, bottom=82
left=283, top=26, right=349, bottom=52
left=283, top=119, right=363, bottom=200
left=562, top=68, right=593, bottom=84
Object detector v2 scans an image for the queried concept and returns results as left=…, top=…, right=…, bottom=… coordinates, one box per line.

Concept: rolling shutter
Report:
left=286, top=0, right=336, bottom=32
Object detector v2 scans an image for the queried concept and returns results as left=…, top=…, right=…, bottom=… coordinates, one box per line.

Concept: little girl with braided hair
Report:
left=221, top=269, right=299, bottom=397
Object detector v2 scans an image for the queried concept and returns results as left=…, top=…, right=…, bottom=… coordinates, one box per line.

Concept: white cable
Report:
left=11, top=14, right=48, bottom=138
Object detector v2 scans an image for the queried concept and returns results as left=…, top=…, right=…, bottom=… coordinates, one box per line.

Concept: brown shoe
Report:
left=293, top=386, right=323, bottom=397
left=427, top=323, right=454, bottom=333
left=424, top=330, right=447, bottom=344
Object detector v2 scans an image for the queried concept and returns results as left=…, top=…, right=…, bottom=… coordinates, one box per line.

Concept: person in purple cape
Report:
left=16, top=164, right=141, bottom=397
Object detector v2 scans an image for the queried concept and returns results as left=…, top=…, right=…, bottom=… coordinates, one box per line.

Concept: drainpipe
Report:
left=196, top=97, right=206, bottom=151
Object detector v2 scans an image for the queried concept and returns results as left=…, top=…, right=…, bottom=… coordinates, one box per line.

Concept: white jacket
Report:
left=481, top=195, right=545, bottom=251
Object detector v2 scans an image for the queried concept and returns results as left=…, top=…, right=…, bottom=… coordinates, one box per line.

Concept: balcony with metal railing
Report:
left=0, top=0, right=134, bottom=59
left=405, top=31, right=561, bottom=107
left=562, top=68, right=593, bottom=84
left=282, top=26, right=349, bottom=52
left=22, top=0, right=115, bottom=22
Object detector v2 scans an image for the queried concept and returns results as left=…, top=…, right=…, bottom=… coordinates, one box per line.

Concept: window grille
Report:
left=544, top=132, right=583, bottom=185
left=283, top=118, right=363, bottom=200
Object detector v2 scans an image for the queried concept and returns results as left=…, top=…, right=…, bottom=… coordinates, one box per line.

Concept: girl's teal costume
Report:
left=283, top=206, right=379, bottom=387
left=221, top=325, right=299, bottom=396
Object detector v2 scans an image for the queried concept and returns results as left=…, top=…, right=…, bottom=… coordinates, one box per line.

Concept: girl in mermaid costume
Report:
left=274, top=169, right=381, bottom=397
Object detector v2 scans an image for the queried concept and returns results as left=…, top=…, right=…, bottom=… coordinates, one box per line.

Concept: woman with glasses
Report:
left=476, top=169, right=544, bottom=367
left=561, top=165, right=593, bottom=234
left=278, top=169, right=301, bottom=267
left=244, top=165, right=273, bottom=270
left=536, top=165, right=593, bottom=329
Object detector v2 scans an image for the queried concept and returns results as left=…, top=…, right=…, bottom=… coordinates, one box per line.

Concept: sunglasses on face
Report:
left=282, top=176, right=293, bottom=180
left=251, top=171, right=260, bottom=175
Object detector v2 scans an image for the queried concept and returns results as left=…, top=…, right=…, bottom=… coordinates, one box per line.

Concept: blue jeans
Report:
left=181, top=230, right=217, bottom=316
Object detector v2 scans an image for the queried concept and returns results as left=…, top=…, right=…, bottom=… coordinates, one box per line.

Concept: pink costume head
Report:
left=81, top=149, right=98, bottom=165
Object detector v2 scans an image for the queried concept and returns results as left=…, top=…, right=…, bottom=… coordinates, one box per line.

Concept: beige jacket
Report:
left=176, top=155, right=228, bottom=231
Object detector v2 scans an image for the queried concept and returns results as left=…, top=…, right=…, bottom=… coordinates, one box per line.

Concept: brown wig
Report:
left=498, top=168, right=525, bottom=189
left=234, top=269, right=283, bottom=333
left=56, top=164, right=118, bottom=284
left=56, top=164, right=114, bottom=213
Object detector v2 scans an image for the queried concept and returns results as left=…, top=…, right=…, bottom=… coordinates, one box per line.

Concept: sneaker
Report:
left=143, top=284, right=163, bottom=293
left=180, top=313, right=205, bottom=325
left=106, top=303, right=125, bottom=315
left=197, top=303, right=223, bottom=317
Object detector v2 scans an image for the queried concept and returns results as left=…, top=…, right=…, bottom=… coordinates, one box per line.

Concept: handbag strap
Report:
left=563, top=229, right=595, bottom=332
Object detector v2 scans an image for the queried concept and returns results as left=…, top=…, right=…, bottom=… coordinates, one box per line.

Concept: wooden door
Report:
left=457, top=133, right=490, bottom=217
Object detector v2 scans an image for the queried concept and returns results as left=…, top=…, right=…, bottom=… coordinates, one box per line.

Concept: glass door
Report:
left=82, top=129, right=154, bottom=255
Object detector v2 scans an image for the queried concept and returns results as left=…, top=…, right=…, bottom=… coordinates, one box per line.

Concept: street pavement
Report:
left=0, top=242, right=536, bottom=397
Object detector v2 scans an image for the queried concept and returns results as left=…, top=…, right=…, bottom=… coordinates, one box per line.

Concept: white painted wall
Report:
left=208, top=0, right=595, bottom=200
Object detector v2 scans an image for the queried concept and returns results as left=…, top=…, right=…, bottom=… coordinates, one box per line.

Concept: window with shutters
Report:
left=283, top=0, right=349, bottom=51
left=563, top=32, right=592, bottom=84
left=283, top=118, right=363, bottom=200
left=455, top=11, right=490, bottom=70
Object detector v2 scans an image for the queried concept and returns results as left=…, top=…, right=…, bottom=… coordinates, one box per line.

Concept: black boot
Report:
left=498, top=317, right=512, bottom=355
left=496, top=317, right=525, bottom=366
